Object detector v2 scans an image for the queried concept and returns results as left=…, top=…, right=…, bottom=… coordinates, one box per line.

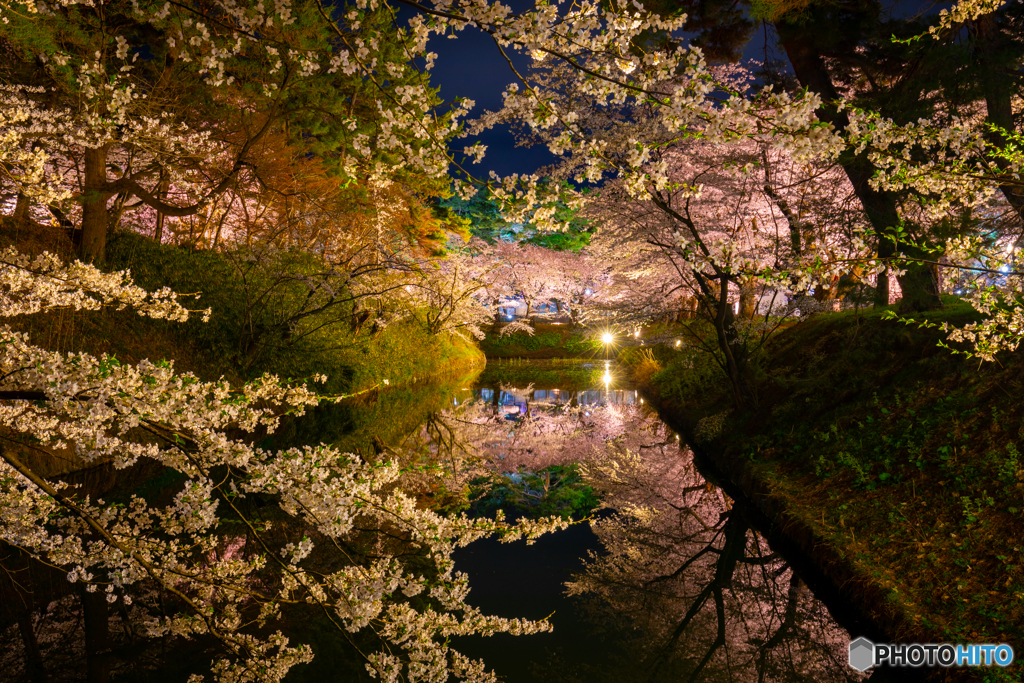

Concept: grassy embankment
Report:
left=475, top=357, right=612, bottom=389
left=12, top=232, right=483, bottom=396
left=479, top=322, right=602, bottom=359
left=639, top=301, right=1023, bottom=681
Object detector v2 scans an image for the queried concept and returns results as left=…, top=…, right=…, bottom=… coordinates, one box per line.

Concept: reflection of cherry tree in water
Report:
left=564, top=436, right=862, bottom=683
left=391, top=385, right=654, bottom=517
left=371, top=394, right=860, bottom=682
left=402, top=386, right=646, bottom=474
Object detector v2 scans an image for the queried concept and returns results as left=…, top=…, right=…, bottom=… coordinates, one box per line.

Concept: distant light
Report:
left=1000, top=265, right=1010, bottom=273
left=602, top=332, right=614, bottom=344
left=675, top=340, right=681, bottom=347
left=585, top=289, right=592, bottom=295
left=603, top=371, right=611, bottom=385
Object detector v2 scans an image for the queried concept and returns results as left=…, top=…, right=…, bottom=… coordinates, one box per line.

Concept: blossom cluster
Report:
left=0, top=250, right=568, bottom=681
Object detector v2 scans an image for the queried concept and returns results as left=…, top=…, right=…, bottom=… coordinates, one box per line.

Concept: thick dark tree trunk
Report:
left=18, top=612, right=47, bottom=683
left=80, top=146, right=112, bottom=263
left=896, top=245, right=943, bottom=312
left=81, top=589, right=110, bottom=683
left=975, top=14, right=1024, bottom=227
left=775, top=24, right=942, bottom=310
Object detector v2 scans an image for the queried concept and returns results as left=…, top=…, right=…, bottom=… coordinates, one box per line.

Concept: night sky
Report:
left=418, top=0, right=952, bottom=181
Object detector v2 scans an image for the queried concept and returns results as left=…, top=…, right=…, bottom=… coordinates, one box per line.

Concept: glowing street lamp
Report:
left=601, top=331, right=614, bottom=360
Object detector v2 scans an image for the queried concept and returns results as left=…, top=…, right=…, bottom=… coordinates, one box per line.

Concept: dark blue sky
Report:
left=419, top=0, right=951, bottom=181
left=426, top=23, right=548, bottom=181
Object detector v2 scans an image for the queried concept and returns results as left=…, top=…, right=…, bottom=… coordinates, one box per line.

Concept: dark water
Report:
left=343, top=360, right=868, bottom=683
left=0, top=361, right=870, bottom=682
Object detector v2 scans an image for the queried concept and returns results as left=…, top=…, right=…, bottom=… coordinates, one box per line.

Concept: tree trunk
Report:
left=81, top=589, right=110, bottom=683
left=775, top=24, right=942, bottom=311
left=739, top=281, right=757, bottom=318
left=18, top=612, right=47, bottom=683
left=896, top=245, right=943, bottom=313
left=711, top=279, right=750, bottom=408
left=80, top=146, right=111, bottom=263
left=13, top=191, right=31, bottom=227
left=154, top=169, right=169, bottom=244
left=975, top=13, right=1024, bottom=226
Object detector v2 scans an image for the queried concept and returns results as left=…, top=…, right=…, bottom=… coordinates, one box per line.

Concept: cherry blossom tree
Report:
left=544, top=248, right=612, bottom=328
left=490, top=241, right=559, bottom=327
left=1, top=0, right=1023, bottom=678
left=578, top=128, right=874, bottom=404
left=0, top=0, right=464, bottom=261
left=3, top=0, right=1020, bottom=361
left=0, top=251, right=571, bottom=682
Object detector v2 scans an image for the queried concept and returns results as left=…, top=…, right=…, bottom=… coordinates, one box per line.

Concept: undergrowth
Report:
left=480, top=324, right=602, bottom=358
left=75, top=233, right=485, bottom=394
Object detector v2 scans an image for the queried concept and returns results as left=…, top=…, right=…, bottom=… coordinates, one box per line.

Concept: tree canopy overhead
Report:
left=1, top=0, right=1024, bottom=679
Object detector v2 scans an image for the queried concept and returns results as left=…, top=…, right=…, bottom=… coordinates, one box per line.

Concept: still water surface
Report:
left=0, top=361, right=871, bottom=682
left=321, top=359, right=864, bottom=683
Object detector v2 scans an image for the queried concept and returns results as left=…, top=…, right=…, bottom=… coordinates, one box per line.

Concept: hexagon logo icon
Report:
left=848, top=637, right=874, bottom=672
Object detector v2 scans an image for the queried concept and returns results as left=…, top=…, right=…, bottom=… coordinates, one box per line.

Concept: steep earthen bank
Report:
left=639, top=305, right=1023, bottom=683
left=641, top=389, right=923, bottom=669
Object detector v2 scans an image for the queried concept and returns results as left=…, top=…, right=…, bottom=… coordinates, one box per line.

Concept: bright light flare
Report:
left=601, top=332, right=614, bottom=345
